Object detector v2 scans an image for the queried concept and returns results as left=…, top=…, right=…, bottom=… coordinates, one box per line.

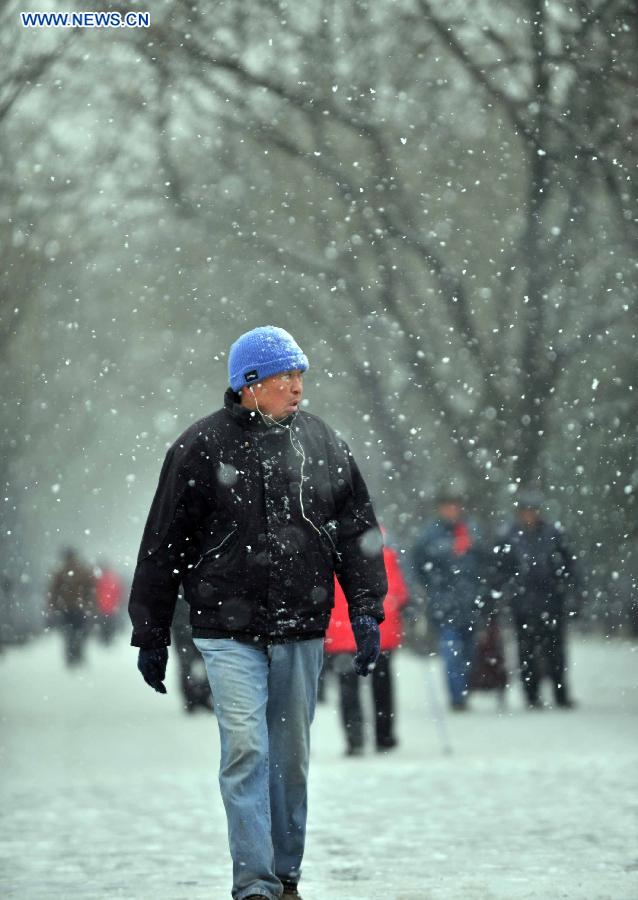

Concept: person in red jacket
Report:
left=325, top=534, right=409, bottom=755
left=95, top=561, right=124, bottom=645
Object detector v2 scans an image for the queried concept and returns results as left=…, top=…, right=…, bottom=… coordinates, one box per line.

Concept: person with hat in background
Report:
left=128, top=325, right=387, bottom=900
left=411, top=490, right=487, bottom=711
left=495, top=488, right=582, bottom=709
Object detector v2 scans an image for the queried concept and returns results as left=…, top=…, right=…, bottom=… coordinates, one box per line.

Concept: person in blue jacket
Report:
left=412, top=491, right=487, bottom=711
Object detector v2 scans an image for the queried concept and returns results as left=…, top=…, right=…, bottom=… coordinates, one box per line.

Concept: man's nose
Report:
left=290, top=375, right=303, bottom=393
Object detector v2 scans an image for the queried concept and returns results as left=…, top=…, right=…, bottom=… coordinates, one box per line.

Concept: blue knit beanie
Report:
left=228, top=326, right=309, bottom=392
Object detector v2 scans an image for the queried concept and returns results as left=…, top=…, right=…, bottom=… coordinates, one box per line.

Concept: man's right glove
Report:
left=137, top=647, right=168, bottom=694
left=352, top=615, right=381, bottom=677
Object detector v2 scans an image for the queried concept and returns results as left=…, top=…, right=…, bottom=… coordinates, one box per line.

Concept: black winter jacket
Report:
left=494, top=520, right=580, bottom=621
left=129, top=390, right=387, bottom=648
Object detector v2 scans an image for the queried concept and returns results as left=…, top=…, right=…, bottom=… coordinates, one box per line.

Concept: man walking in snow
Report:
left=495, top=488, right=581, bottom=709
left=411, top=491, right=487, bottom=711
left=129, top=326, right=387, bottom=900
left=47, top=546, right=95, bottom=667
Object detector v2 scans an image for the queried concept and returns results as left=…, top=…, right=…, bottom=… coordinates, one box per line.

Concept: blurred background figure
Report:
left=496, top=489, right=582, bottom=710
left=46, top=547, right=95, bottom=667
left=468, top=596, right=508, bottom=709
left=0, top=576, right=15, bottom=652
left=411, top=491, right=487, bottom=711
left=171, top=594, right=213, bottom=714
left=94, top=559, right=125, bottom=645
left=325, top=531, right=410, bottom=755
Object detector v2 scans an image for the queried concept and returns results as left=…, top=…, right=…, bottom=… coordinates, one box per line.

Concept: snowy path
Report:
left=1, top=633, right=637, bottom=899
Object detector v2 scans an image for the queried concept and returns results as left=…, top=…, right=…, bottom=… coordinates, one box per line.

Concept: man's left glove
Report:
left=352, top=615, right=381, bottom=677
left=137, top=647, right=168, bottom=694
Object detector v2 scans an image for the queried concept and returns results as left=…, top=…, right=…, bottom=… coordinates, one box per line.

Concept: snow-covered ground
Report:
left=1, top=632, right=636, bottom=899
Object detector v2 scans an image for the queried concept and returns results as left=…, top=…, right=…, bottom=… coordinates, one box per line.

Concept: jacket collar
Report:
left=435, top=517, right=457, bottom=532
left=223, top=387, right=297, bottom=431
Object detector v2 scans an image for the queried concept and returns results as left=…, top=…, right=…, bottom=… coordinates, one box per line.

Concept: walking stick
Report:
left=423, top=656, right=453, bottom=756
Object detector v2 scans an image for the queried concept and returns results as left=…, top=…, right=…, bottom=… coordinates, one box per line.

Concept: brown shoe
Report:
left=281, top=881, right=303, bottom=898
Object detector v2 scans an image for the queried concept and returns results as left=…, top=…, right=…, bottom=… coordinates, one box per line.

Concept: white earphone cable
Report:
left=250, top=388, right=323, bottom=537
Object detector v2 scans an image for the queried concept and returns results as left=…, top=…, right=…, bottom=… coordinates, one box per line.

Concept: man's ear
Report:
left=239, top=384, right=257, bottom=405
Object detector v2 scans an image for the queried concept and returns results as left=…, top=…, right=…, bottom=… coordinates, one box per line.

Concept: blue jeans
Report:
left=194, top=637, right=324, bottom=900
left=439, top=625, right=475, bottom=704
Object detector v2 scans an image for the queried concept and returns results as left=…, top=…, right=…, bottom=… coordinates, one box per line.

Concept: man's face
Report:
left=240, top=370, right=304, bottom=420
left=438, top=502, right=462, bottom=523
left=518, top=507, right=540, bottom=527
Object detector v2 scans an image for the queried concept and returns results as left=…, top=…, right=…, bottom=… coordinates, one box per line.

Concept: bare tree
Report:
left=2, top=0, right=635, bottom=629
left=130, top=1, right=635, bottom=508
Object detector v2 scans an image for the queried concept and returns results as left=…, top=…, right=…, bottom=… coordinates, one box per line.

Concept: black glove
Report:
left=137, top=647, right=168, bottom=694
left=352, top=615, right=381, bottom=677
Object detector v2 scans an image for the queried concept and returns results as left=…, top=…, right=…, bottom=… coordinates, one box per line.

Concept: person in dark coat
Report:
left=128, top=326, right=387, bottom=900
left=46, top=547, right=95, bottom=666
left=411, top=492, right=486, bottom=711
left=495, top=489, right=581, bottom=709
